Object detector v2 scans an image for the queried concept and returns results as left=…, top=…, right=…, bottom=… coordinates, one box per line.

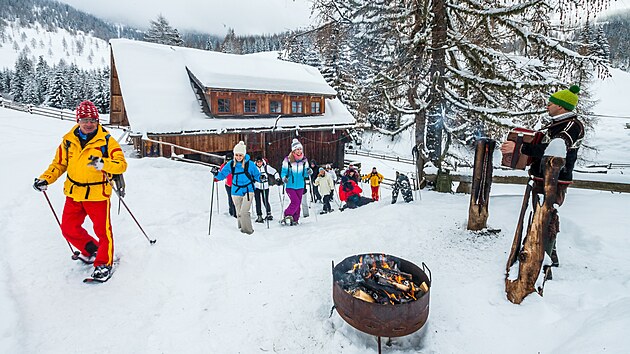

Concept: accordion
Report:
left=501, top=128, right=543, bottom=170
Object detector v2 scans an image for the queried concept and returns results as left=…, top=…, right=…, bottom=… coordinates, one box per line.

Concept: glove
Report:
left=87, top=156, right=104, bottom=170
left=211, top=166, right=219, bottom=175
left=307, top=168, right=313, bottom=176
left=282, top=176, right=288, bottom=183
left=275, top=178, right=283, bottom=186
left=260, top=174, right=268, bottom=182
left=33, top=178, right=48, bottom=192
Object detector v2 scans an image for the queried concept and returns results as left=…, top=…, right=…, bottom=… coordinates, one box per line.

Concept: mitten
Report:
left=211, top=166, right=219, bottom=175
left=87, top=156, right=104, bottom=170
left=275, top=178, right=283, bottom=186
left=33, top=178, right=48, bottom=192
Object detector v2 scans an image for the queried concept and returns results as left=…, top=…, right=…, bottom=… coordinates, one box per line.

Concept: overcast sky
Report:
left=55, top=0, right=629, bottom=37
left=55, top=0, right=315, bottom=36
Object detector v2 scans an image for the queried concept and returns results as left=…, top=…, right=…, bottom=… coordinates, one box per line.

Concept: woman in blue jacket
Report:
left=213, top=141, right=262, bottom=234
left=280, top=139, right=312, bottom=225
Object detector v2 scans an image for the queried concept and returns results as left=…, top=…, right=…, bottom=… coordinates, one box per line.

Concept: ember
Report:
left=337, top=254, right=428, bottom=305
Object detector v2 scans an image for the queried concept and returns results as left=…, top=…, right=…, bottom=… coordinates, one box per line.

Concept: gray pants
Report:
left=232, top=193, right=254, bottom=234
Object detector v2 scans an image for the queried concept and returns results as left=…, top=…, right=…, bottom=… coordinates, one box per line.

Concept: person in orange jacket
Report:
left=33, top=100, right=127, bottom=281
left=361, top=167, right=384, bottom=201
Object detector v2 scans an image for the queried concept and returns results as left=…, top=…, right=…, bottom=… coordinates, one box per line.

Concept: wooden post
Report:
left=467, top=138, right=496, bottom=230
left=505, top=156, right=565, bottom=304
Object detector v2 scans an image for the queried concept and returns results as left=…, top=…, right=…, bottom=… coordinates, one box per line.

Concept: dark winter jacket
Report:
left=520, top=112, right=584, bottom=181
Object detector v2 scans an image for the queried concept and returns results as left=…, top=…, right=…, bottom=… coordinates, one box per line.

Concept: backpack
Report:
left=229, top=160, right=255, bottom=193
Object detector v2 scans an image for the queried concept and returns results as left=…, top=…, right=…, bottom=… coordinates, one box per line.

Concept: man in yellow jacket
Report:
left=33, top=101, right=127, bottom=281
left=361, top=167, right=384, bottom=201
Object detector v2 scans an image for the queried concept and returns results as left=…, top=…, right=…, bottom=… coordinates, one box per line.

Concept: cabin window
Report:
left=291, top=101, right=303, bottom=114
left=311, top=101, right=321, bottom=114
left=244, top=99, right=257, bottom=113
left=218, top=99, right=231, bottom=113
left=270, top=100, right=282, bottom=113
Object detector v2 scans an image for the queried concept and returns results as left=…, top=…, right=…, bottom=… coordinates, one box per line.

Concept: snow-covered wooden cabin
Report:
left=108, top=39, right=356, bottom=168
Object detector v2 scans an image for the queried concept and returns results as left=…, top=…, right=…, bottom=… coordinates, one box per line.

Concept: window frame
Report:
left=310, top=101, right=321, bottom=114
left=291, top=100, right=304, bottom=114
left=217, top=98, right=231, bottom=113
left=243, top=99, right=258, bottom=114
left=269, top=100, right=282, bottom=114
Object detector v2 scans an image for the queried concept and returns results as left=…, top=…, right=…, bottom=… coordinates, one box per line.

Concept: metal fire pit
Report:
left=332, top=254, right=431, bottom=352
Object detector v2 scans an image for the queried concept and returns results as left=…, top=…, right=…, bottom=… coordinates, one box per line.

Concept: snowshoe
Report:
left=72, top=251, right=96, bottom=265
left=280, top=215, right=294, bottom=226
left=84, top=265, right=113, bottom=283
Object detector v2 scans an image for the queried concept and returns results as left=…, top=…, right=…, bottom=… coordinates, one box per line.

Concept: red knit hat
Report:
left=75, top=100, right=99, bottom=122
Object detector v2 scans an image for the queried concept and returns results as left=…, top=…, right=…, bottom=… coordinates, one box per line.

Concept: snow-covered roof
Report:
left=109, top=39, right=354, bottom=134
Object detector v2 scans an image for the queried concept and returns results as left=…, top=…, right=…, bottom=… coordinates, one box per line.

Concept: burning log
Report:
left=338, top=254, right=426, bottom=305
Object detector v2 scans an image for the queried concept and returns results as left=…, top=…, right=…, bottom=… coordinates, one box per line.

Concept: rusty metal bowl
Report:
left=332, top=254, right=431, bottom=338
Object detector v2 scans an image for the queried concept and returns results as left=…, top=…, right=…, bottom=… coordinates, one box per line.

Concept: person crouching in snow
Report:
left=253, top=156, right=281, bottom=223
left=280, top=139, right=311, bottom=225
left=339, top=176, right=373, bottom=211
left=361, top=167, right=384, bottom=201
left=314, top=167, right=334, bottom=214
left=33, top=100, right=128, bottom=281
left=211, top=141, right=262, bottom=235
left=392, top=171, right=413, bottom=203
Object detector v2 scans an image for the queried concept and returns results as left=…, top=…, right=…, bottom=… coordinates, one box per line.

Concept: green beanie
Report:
left=549, top=85, right=580, bottom=111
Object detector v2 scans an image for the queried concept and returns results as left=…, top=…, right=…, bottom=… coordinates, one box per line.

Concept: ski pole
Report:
left=105, top=175, right=156, bottom=244
left=264, top=187, right=270, bottom=229
left=42, top=190, right=79, bottom=256
left=309, top=175, right=318, bottom=222
left=215, top=180, right=220, bottom=214
left=209, top=177, right=216, bottom=235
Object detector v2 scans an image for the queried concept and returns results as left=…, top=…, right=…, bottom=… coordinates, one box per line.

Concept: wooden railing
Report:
left=0, top=98, right=76, bottom=121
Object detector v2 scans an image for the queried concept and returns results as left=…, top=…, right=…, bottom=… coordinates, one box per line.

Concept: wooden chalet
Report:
left=109, top=39, right=356, bottom=168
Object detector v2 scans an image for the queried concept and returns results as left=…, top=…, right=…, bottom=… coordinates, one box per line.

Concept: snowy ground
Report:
left=1, top=70, right=630, bottom=353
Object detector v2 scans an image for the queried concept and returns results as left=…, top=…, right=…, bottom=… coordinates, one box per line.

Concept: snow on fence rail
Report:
left=345, top=148, right=415, bottom=165
left=0, top=98, right=76, bottom=121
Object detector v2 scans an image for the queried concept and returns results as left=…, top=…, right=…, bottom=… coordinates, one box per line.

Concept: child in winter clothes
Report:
left=280, top=139, right=312, bottom=225
left=253, top=156, right=281, bottom=222
left=212, top=141, right=262, bottom=234
left=314, top=167, right=334, bottom=214
left=339, top=176, right=373, bottom=211
left=361, top=167, right=384, bottom=201
left=392, top=171, right=413, bottom=203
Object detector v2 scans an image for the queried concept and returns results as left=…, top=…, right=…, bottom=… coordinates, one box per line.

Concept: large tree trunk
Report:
left=467, top=138, right=495, bottom=230
left=505, top=157, right=565, bottom=304
left=426, top=0, right=447, bottom=164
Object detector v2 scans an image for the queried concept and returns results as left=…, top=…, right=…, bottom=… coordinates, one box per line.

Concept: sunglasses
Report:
left=78, top=118, right=98, bottom=124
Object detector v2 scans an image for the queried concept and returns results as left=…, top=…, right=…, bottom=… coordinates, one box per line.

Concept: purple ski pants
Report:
left=284, top=188, right=304, bottom=222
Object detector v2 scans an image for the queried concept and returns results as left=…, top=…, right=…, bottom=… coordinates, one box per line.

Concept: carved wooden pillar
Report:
left=505, top=156, right=565, bottom=304
left=467, top=138, right=496, bottom=230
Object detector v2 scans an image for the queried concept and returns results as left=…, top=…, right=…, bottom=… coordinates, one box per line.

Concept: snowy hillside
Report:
left=0, top=20, right=109, bottom=70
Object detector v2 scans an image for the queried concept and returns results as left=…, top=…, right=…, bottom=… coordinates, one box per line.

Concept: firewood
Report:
left=419, top=282, right=429, bottom=293
left=348, top=289, right=375, bottom=303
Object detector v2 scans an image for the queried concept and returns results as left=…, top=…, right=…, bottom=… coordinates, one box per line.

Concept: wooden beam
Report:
left=426, top=173, right=630, bottom=194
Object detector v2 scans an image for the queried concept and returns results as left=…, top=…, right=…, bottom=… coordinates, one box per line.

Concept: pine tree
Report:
left=312, top=0, right=612, bottom=174
left=48, top=61, right=69, bottom=109
left=144, top=15, right=184, bottom=46
left=10, top=51, right=34, bottom=103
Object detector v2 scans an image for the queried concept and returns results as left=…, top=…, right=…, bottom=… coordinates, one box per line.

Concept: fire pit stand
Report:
left=332, top=254, right=432, bottom=353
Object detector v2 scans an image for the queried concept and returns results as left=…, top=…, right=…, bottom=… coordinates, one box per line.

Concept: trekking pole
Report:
left=264, top=187, right=270, bottom=229
left=215, top=180, right=220, bottom=214
left=309, top=175, right=318, bottom=222
left=105, top=175, right=156, bottom=244
left=42, top=190, right=79, bottom=256
left=209, top=177, right=216, bottom=235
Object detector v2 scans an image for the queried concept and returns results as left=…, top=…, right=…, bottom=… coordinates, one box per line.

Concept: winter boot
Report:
left=255, top=215, right=264, bottom=223
left=73, top=251, right=97, bottom=264
left=319, top=210, right=328, bottom=215
left=551, top=248, right=559, bottom=267
left=266, top=214, right=273, bottom=221
left=91, top=265, right=112, bottom=280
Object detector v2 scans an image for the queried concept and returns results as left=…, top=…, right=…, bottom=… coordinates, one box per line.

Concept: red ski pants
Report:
left=60, top=197, right=114, bottom=267
left=371, top=186, right=380, bottom=201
